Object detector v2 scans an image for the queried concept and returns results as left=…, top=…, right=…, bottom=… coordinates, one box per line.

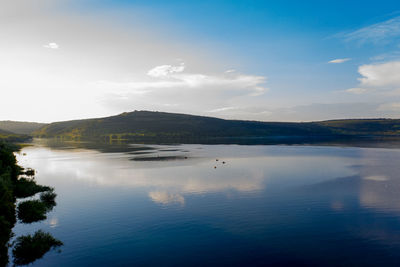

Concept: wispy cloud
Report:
left=369, top=51, right=400, bottom=62
left=329, top=58, right=351, bottom=64
left=259, top=103, right=395, bottom=121
left=345, top=88, right=368, bottom=94
left=206, top=106, right=272, bottom=119
left=97, top=63, right=267, bottom=96
left=208, top=106, right=236, bottom=113
left=207, top=102, right=400, bottom=121
left=343, top=16, right=400, bottom=44
left=43, top=42, right=59, bottom=49
left=96, top=63, right=268, bottom=117
left=224, top=69, right=236, bottom=73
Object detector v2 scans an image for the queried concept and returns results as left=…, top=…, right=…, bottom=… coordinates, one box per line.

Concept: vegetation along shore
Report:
left=0, top=140, right=62, bottom=266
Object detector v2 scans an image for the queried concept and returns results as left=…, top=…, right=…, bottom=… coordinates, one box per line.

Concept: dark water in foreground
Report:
left=11, top=141, right=400, bottom=266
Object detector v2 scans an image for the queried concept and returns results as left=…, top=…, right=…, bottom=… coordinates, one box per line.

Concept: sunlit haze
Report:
left=2, top=0, right=400, bottom=122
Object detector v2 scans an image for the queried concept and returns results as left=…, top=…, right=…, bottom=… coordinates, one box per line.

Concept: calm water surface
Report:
left=11, top=141, right=400, bottom=266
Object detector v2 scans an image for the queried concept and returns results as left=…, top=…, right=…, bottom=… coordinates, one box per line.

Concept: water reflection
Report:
left=12, top=141, right=400, bottom=266
left=12, top=230, right=63, bottom=266
left=1, top=162, right=62, bottom=266
left=149, top=191, right=185, bottom=205
left=357, top=149, right=400, bottom=213
left=16, top=143, right=356, bottom=206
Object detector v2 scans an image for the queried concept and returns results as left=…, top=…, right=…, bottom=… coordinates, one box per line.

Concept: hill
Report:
left=31, top=111, right=400, bottom=144
left=26, top=111, right=356, bottom=142
left=0, top=128, right=14, bottom=135
left=35, top=111, right=330, bottom=137
left=0, top=128, right=30, bottom=143
left=317, top=119, right=400, bottom=136
left=0, top=121, right=47, bottom=135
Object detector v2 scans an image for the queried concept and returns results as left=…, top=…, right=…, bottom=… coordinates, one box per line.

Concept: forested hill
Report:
left=0, top=128, right=14, bottom=135
left=317, top=119, right=400, bottom=135
left=33, top=111, right=333, bottom=140
left=32, top=110, right=400, bottom=142
left=0, top=121, right=46, bottom=135
left=0, top=128, right=30, bottom=143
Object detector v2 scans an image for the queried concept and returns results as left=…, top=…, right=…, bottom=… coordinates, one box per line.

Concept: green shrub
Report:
left=0, top=173, right=16, bottom=225
left=0, top=215, right=14, bottom=266
left=0, top=142, right=18, bottom=266
left=0, top=141, right=60, bottom=265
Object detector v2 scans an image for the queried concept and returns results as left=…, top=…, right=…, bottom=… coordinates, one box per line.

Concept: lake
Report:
left=10, top=140, right=400, bottom=266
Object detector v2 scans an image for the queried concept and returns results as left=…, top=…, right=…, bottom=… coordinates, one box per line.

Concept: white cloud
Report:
left=147, top=63, right=185, bottom=77
left=43, top=42, right=59, bottom=49
left=98, top=63, right=268, bottom=115
left=145, top=63, right=266, bottom=94
left=208, top=107, right=236, bottom=113
left=98, top=67, right=267, bottom=93
left=345, top=88, right=368, bottom=94
left=87, top=61, right=271, bottom=121
left=346, top=60, right=400, bottom=95
left=329, top=58, right=351, bottom=64
left=225, top=69, right=236, bottom=73
left=344, top=16, right=400, bottom=44
left=358, top=61, right=400, bottom=87
left=206, top=106, right=272, bottom=119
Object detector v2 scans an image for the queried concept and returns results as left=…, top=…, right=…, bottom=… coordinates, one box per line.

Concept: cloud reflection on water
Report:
left=17, top=144, right=356, bottom=206
left=149, top=191, right=185, bottom=205
left=355, top=149, right=400, bottom=213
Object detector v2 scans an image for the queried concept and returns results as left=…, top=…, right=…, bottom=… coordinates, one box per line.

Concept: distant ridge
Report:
left=0, top=121, right=47, bottom=135
left=0, top=127, right=30, bottom=143
left=31, top=110, right=400, bottom=144
left=0, top=128, right=14, bottom=135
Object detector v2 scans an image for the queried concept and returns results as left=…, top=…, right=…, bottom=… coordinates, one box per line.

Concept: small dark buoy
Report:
left=222, top=161, right=226, bottom=164
left=214, top=166, right=217, bottom=169
left=216, top=159, right=219, bottom=161
left=184, top=156, right=188, bottom=159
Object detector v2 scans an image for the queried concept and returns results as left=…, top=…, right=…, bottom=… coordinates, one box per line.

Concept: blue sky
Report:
left=87, top=0, right=399, bottom=75
left=2, top=0, right=400, bottom=122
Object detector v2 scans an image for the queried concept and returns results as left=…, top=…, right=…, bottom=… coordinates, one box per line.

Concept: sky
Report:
left=2, top=0, right=400, bottom=122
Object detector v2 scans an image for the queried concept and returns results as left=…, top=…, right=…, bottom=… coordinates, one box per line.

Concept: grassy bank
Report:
left=0, top=141, right=20, bottom=266
left=0, top=141, right=62, bottom=266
